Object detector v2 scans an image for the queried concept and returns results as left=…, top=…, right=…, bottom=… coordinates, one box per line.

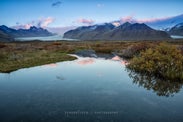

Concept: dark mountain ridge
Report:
left=0, top=25, right=54, bottom=38
left=63, top=22, right=171, bottom=41
left=168, top=23, right=183, bottom=36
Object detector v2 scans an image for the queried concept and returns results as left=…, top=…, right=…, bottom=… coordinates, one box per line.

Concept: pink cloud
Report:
left=12, top=23, right=33, bottom=29
left=119, top=15, right=175, bottom=24
left=24, top=24, right=32, bottom=29
left=136, top=16, right=172, bottom=23
left=39, top=17, right=55, bottom=28
left=120, top=15, right=135, bottom=23
left=11, top=17, right=55, bottom=29
left=76, top=18, right=95, bottom=25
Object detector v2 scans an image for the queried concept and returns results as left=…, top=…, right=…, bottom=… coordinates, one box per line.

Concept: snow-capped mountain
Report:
left=63, top=22, right=170, bottom=41
left=111, top=14, right=183, bottom=31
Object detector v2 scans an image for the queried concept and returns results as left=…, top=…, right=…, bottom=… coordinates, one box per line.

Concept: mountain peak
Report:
left=0, top=25, right=11, bottom=30
left=30, top=26, right=37, bottom=29
left=64, top=22, right=170, bottom=40
left=117, top=22, right=131, bottom=30
left=174, top=22, right=183, bottom=28
left=123, top=22, right=131, bottom=25
left=0, top=25, right=8, bottom=28
left=29, top=26, right=42, bottom=31
left=0, top=25, right=53, bottom=38
left=169, top=22, right=183, bottom=36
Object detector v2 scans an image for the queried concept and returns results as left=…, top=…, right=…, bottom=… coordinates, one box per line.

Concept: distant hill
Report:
left=0, top=25, right=54, bottom=38
left=63, top=22, right=171, bottom=41
left=168, top=23, right=183, bottom=36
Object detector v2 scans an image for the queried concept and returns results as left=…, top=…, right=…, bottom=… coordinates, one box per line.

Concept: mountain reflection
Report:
left=128, top=70, right=183, bottom=97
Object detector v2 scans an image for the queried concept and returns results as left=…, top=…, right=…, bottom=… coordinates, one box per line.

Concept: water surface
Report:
left=15, top=35, right=78, bottom=41
left=0, top=56, right=183, bottom=122
left=171, top=35, right=183, bottom=39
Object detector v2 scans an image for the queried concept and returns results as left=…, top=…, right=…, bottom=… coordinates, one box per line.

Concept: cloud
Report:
left=120, top=15, right=135, bottom=23
left=76, top=18, right=95, bottom=25
left=52, top=1, right=62, bottom=7
left=38, top=17, right=55, bottom=28
left=119, top=15, right=175, bottom=24
left=12, top=23, right=33, bottom=29
left=12, top=17, right=55, bottom=29
left=24, top=24, right=33, bottom=29
left=136, top=17, right=172, bottom=23
left=97, top=4, right=104, bottom=8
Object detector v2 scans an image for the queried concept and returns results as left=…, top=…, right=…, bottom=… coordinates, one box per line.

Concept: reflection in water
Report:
left=128, top=70, right=183, bottom=97
left=111, top=56, right=128, bottom=65
left=56, top=75, right=65, bottom=80
left=121, top=60, right=129, bottom=65
left=1, top=56, right=183, bottom=121
left=77, top=58, right=95, bottom=65
left=44, top=63, right=58, bottom=68
left=112, top=56, right=121, bottom=61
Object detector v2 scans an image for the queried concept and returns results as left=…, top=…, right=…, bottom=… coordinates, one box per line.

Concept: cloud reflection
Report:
left=77, top=58, right=95, bottom=65
left=111, top=56, right=129, bottom=65
left=112, top=56, right=121, bottom=61
left=121, top=60, right=129, bottom=65
left=44, top=63, right=58, bottom=68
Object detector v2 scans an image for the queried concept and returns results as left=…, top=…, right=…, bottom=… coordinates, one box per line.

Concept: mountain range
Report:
left=0, top=22, right=183, bottom=42
left=168, top=23, right=183, bottom=36
left=0, top=25, right=54, bottom=41
left=63, top=22, right=171, bottom=41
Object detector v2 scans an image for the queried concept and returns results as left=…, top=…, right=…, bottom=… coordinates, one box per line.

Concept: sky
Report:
left=0, top=0, right=183, bottom=33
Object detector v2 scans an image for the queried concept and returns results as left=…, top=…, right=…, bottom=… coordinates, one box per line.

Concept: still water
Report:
left=15, top=35, right=78, bottom=41
left=0, top=55, right=183, bottom=122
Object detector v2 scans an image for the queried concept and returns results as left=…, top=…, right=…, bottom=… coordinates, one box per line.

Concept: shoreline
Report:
left=0, top=41, right=182, bottom=73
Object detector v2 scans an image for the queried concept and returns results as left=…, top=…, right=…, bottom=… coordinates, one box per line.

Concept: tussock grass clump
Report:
left=127, top=43, right=183, bottom=81
left=120, top=43, right=154, bottom=58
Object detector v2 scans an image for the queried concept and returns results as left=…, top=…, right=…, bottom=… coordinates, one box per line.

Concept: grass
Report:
left=0, top=50, right=76, bottom=72
left=127, top=43, right=183, bottom=81
left=0, top=40, right=183, bottom=75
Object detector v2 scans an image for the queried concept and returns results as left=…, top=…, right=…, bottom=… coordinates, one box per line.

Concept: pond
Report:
left=0, top=55, right=183, bottom=122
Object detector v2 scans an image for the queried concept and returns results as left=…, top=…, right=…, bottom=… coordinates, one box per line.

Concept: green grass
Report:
left=0, top=50, right=76, bottom=72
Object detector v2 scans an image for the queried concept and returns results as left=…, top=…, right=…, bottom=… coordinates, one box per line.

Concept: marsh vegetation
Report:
left=127, top=43, right=183, bottom=81
left=0, top=40, right=183, bottom=82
